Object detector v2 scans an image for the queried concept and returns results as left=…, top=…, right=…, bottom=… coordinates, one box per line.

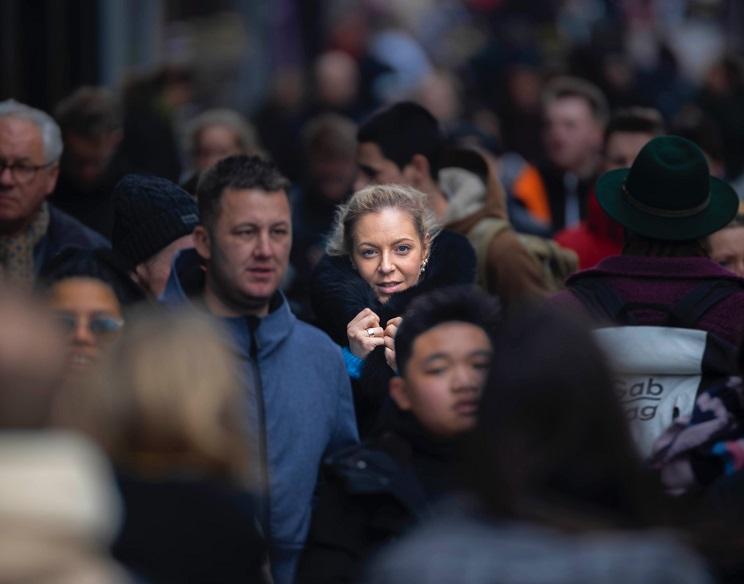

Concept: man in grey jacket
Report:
left=161, top=154, right=358, bottom=584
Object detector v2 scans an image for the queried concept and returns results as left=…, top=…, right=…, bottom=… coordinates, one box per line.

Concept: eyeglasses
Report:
left=0, top=160, right=56, bottom=184
left=54, top=312, right=124, bottom=337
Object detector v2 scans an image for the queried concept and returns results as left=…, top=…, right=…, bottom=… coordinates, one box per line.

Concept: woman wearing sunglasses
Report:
left=39, top=247, right=142, bottom=375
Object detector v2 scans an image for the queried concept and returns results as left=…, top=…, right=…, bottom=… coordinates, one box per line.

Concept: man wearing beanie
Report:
left=112, top=174, right=199, bottom=299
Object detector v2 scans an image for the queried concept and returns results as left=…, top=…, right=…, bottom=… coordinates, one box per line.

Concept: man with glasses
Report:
left=0, top=99, right=107, bottom=286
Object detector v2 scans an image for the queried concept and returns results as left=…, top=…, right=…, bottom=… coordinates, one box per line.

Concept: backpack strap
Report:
left=568, top=277, right=639, bottom=325
left=668, top=280, right=744, bottom=328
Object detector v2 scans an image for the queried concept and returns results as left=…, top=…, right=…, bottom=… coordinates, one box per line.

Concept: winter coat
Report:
left=113, top=470, right=269, bottom=584
left=297, top=412, right=461, bottom=584
left=364, top=504, right=713, bottom=584
left=440, top=165, right=550, bottom=306
left=551, top=256, right=744, bottom=346
left=161, top=249, right=358, bottom=584
left=310, top=230, right=476, bottom=434
left=34, top=204, right=110, bottom=276
left=0, top=431, right=128, bottom=584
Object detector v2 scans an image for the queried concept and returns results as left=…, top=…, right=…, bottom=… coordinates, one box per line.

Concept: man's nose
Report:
left=254, top=232, right=272, bottom=257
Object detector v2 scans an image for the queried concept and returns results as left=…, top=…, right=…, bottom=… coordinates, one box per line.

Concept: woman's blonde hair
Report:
left=326, top=184, right=441, bottom=257
left=55, top=306, right=254, bottom=488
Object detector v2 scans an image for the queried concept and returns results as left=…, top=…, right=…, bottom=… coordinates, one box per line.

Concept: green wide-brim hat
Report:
left=595, top=135, right=739, bottom=241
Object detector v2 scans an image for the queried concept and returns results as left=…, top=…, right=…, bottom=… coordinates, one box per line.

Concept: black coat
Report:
left=112, top=470, right=269, bottom=584
left=310, top=230, right=476, bottom=434
left=296, top=413, right=461, bottom=584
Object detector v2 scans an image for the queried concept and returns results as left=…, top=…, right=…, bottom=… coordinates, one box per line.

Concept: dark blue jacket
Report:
left=33, top=204, right=110, bottom=275
left=161, top=249, right=359, bottom=584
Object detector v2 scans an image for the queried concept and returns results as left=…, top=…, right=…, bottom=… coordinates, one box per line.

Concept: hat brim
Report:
left=595, top=168, right=740, bottom=241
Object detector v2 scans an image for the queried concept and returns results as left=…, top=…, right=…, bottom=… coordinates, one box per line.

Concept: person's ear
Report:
left=403, top=154, right=431, bottom=188
left=389, top=376, right=412, bottom=411
left=193, top=225, right=211, bottom=261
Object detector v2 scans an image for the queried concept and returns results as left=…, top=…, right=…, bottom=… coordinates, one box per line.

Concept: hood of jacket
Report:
left=161, top=248, right=297, bottom=360
left=440, top=166, right=508, bottom=236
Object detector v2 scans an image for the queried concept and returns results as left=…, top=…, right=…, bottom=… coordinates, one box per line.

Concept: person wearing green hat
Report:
left=551, top=135, right=744, bottom=347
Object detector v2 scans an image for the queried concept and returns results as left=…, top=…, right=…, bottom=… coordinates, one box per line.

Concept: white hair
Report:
left=0, top=99, right=63, bottom=162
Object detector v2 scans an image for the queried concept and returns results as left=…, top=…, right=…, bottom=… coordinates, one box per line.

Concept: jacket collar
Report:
left=161, top=248, right=296, bottom=358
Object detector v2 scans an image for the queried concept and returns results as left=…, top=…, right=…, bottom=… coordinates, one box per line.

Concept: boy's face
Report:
left=390, top=321, right=492, bottom=437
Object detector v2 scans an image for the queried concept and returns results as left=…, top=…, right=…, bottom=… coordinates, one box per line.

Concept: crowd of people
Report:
left=4, top=3, right=744, bottom=583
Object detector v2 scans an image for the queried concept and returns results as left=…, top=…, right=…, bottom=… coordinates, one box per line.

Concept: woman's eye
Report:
left=360, top=249, right=377, bottom=258
left=395, top=245, right=411, bottom=254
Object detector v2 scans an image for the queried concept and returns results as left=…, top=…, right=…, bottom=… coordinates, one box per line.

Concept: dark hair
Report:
left=604, top=107, right=665, bottom=144
left=197, top=155, right=291, bottom=232
left=394, top=286, right=501, bottom=376
left=357, top=101, right=442, bottom=179
left=623, top=231, right=710, bottom=257
left=542, top=76, right=610, bottom=125
left=467, top=308, right=660, bottom=530
left=38, top=247, right=146, bottom=307
left=54, top=86, right=122, bottom=137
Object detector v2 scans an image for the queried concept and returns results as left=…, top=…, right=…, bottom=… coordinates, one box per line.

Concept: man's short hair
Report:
left=197, top=155, right=291, bottom=232
left=395, top=286, right=501, bottom=376
left=54, top=86, right=122, bottom=137
left=604, top=107, right=665, bottom=144
left=0, top=99, right=63, bottom=162
left=542, top=76, right=610, bottom=126
left=357, top=101, right=442, bottom=179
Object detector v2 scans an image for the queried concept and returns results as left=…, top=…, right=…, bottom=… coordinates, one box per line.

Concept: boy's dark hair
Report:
left=39, top=247, right=146, bottom=307
left=357, top=101, right=442, bottom=179
left=395, top=286, right=501, bottom=376
left=604, top=107, right=665, bottom=144
left=54, top=86, right=122, bottom=137
left=197, top=155, right=291, bottom=232
left=542, top=76, right=610, bottom=126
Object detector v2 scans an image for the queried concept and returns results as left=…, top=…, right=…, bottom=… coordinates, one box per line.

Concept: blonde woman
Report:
left=55, top=306, right=269, bottom=584
left=310, top=184, right=476, bottom=434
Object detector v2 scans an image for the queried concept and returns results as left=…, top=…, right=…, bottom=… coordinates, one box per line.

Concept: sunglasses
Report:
left=54, top=312, right=124, bottom=337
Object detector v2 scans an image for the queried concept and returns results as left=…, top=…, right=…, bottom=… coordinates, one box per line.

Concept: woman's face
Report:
left=709, top=226, right=744, bottom=277
left=351, top=207, right=428, bottom=303
left=48, top=277, right=123, bottom=372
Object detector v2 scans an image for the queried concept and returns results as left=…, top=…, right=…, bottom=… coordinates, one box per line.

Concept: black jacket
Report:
left=310, top=230, right=476, bottom=434
left=297, top=413, right=461, bottom=584
left=113, top=470, right=269, bottom=584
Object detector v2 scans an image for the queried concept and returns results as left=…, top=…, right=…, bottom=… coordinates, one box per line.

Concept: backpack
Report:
left=569, top=277, right=741, bottom=458
left=467, top=217, right=578, bottom=292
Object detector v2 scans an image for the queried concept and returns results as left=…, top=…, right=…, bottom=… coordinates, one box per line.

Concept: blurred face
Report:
left=352, top=207, right=428, bottom=303
left=0, top=117, right=59, bottom=234
left=308, top=152, right=356, bottom=203
left=709, top=226, right=744, bottom=277
left=543, top=96, right=603, bottom=173
left=354, top=142, right=407, bottom=191
left=134, top=234, right=194, bottom=299
left=193, top=125, right=244, bottom=172
left=603, top=131, right=654, bottom=172
left=48, top=277, right=123, bottom=372
left=390, top=322, right=492, bottom=437
left=61, top=130, right=121, bottom=189
left=195, top=188, right=291, bottom=317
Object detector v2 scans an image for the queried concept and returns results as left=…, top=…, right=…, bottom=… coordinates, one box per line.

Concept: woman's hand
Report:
left=347, top=308, right=385, bottom=359
left=383, top=317, right=403, bottom=372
